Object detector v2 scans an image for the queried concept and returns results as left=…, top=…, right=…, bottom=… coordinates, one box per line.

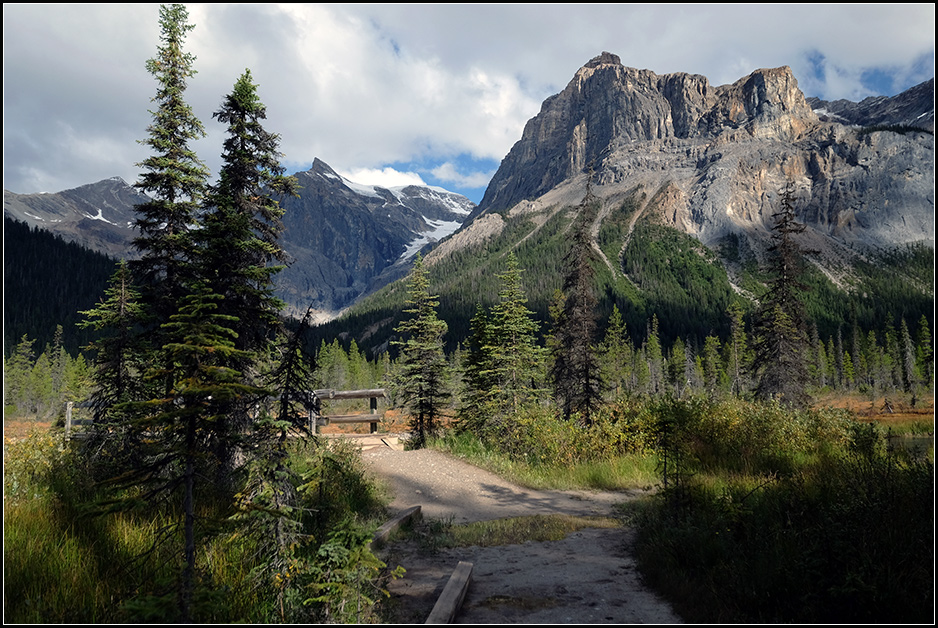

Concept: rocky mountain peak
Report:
left=464, top=52, right=932, bottom=286
left=583, top=51, right=621, bottom=69
left=477, top=56, right=822, bottom=215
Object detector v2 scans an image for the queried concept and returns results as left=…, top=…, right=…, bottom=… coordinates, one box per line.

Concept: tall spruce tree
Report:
left=725, top=302, right=751, bottom=397
left=752, top=181, right=812, bottom=407
left=146, top=282, right=263, bottom=621
left=197, top=68, right=297, bottom=361
left=550, top=196, right=603, bottom=423
left=78, top=260, right=150, bottom=441
left=390, top=254, right=449, bottom=448
left=460, top=253, right=543, bottom=433
left=132, top=3, right=209, bottom=336
left=915, top=315, right=933, bottom=394
left=599, top=304, right=634, bottom=399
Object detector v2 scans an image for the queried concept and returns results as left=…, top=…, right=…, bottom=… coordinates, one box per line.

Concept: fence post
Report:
left=370, top=395, right=379, bottom=433
left=65, top=401, right=74, bottom=441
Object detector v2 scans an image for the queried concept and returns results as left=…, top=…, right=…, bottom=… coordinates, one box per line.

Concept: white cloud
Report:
left=430, top=162, right=493, bottom=190
left=338, top=167, right=426, bottom=189
left=2, top=3, right=934, bottom=200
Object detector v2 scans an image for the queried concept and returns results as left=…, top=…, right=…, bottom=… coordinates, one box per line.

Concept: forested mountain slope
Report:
left=4, top=217, right=117, bottom=356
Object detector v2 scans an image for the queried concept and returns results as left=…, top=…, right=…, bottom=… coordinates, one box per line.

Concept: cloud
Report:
left=337, top=167, right=426, bottom=189
left=430, top=162, right=494, bottom=190
left=2, top=4, right=934, bottom=200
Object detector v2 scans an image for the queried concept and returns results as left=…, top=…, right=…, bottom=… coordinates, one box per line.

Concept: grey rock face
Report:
left=470, top=53, right=934, bottom=268
left=4, top=159, right=474, bottom=318
left=4, top=177, right=145, bottom=258
left=807, top=78, right=935, bottom=131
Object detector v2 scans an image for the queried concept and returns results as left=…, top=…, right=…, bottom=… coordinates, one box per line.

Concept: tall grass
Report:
left=632, top=397, right=935, bottom=624
left=3, top=428, right=393, bottom=624
left=434, top=395, right=933, bottom=624
left=431, top=429, right=658, bottom=490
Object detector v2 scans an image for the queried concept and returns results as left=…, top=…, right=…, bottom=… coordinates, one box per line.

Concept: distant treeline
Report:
left=4, top=217, right=118, bottom=357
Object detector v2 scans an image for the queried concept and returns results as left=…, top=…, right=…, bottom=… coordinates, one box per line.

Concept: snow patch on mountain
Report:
left=399, top=219, right=464, bottom=259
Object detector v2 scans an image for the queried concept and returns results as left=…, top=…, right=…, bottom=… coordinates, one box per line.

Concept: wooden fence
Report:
left=63, top=389, right=388, bottom=439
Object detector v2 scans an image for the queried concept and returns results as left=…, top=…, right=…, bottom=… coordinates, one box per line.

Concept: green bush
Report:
left=634, top=402, right=934, bottom=623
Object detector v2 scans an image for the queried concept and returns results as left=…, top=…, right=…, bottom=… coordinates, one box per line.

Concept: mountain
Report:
left=3, top=159, right=474, bottom=321
left=807, top=78, right=935, bottom=131
left=320, top=53, right=934, bottom=355
left=470, top=53, right=933, bottom=254
left=5, top=54, right=933, bottom=356
left=275, top=159, right=473, bottom=319
left=3, top=177, right=145, bottom=259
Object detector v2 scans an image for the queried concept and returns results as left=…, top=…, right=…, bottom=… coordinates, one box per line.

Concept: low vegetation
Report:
left=408, top=514, right=622, bottom=551
left=3, top=428, right=394, bottom=623
left=431, top=394, right=934, bottom=623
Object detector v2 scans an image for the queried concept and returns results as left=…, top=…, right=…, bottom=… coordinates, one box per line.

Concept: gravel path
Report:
left=351, top=435, right=683, bottom=624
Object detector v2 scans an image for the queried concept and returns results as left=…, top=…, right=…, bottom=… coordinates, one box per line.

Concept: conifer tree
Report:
left=132, top=3, right=209, bottom=335
left=550, top=198, right=603, bottom=423
left=668, top=336, right=687, bottom=396
left=142, top=281, right=264, bottom=622
left=390, top=254, right=449, bottom=448
left=898, top=318, right=919, bottom=403
left=599, top=304, right=634, bottom=399
left=915, top=315, right=933, bottom=394
left=78, top=260, right=150, bottom=426
left=725, top=302, right=751, bottom=397
left=460, top=253, right=543, bottom=432
left=752, top=181, right=812, bottom=408
left=644, top=315, right=665, bottom=396
left=196, top=68, right=297, bottom=362
left=5, top=335, right=36, bottom=415
left=702, top=335, right=724, bottom=398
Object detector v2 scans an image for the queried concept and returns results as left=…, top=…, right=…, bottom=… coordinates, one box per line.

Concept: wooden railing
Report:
left=63, top=388, right=388, bottom=439
left=310, top=388, right=387, bottom=434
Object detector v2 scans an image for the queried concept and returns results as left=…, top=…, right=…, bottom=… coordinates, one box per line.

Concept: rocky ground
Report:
left=352, top=436, right=682, bottom=624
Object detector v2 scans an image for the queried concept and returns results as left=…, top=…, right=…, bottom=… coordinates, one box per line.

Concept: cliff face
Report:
left=4, top=159, right=474, bottom=318
left=472, top=53, right=934, bottom=261
left=276, top=159, right=473, bottom=317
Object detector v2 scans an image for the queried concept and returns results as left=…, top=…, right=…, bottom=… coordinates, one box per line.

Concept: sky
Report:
left=3, top=4, right=935, bottom=205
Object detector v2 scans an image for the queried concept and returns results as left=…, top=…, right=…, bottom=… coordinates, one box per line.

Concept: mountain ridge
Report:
left=4, top=158, right=474, bottom=320
left=456, top=54, right=933, bottom=280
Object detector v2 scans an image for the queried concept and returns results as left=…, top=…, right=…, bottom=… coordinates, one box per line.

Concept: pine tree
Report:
left=550, top=198, right=603, bottom=423
left=644, top=315, right=665, bottom=396
left=599, top=304, right=634, bottom=399
left=915, top=315, right=933, bottom=394
left=390, top=254, right=449, bottom=448
left=131, top=4, right=209, bottom=334
left=702, top=335, right=724, bottom=398
left=78, top=260, right=150, bottom=426
left=668, top=336, right=687, bottom=396
left=196, top=68, right=298, bottom=361
left=725, top=302, right=751, bottom=397
left=130, top=281, right=264, bottom=622
left=5, top=335, right=36, bottom=415
left=752, top=181, right=812, bottom=408
left=460, top=253, right=543, bottom=432
left=898, top=318, right=919, bottom=403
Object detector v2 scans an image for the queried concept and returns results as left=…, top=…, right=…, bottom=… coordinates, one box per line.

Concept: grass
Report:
left=3, top=424, right=392, bottom=624
left=408, top=513, right=622, bottom=551
left=429, top=430, right=659, bottom=491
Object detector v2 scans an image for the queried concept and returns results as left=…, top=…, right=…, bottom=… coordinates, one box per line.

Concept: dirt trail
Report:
left=352, top=435, right=682, bottom=624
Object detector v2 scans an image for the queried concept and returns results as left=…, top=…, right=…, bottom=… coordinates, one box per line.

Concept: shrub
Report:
left=635, top=403, right=934, bottom=623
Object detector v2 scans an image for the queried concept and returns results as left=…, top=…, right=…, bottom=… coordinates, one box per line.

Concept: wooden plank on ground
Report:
left=426, top=561, right=473, bottom=624
left=372, top=505, right=422, bottom=550
left=322, top=413, right=382, bottom=423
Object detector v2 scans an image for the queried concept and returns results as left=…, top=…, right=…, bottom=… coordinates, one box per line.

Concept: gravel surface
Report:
left=353, top=435, right=683, bottom=624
